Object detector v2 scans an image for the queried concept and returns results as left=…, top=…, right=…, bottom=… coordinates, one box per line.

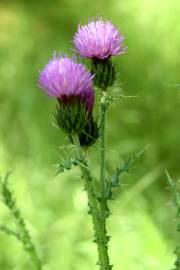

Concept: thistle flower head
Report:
left=38, top=54, right=95, bottom=112
left=73, top=18, right=126, bottom=60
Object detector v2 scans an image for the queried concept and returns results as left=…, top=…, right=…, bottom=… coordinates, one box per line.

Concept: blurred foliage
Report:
left=0, top=0, right=180, bottom=269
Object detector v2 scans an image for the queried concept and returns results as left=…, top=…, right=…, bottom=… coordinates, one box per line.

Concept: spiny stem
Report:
left=0, top=172, right=42, bottom=270
left=72, top=134, right=111, bottom=270
left=100, top=91, right=112, bottom=269
left=100, top=92, right=107, bottom=204
left=15, top=212, right=42, bottom=270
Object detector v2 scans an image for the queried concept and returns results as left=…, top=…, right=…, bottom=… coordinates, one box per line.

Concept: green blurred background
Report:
left=0, top=0, right=180, bottom=269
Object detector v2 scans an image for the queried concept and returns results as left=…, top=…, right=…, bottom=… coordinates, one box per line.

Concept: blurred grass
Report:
left=0, top=0, right=180, bottom=269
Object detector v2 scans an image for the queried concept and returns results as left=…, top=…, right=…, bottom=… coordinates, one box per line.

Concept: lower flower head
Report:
left=73, top=18, right=126, bottom=60
left=38, top=54, right=95, bottom=112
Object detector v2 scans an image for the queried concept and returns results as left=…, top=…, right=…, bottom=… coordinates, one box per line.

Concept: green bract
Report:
left=78, top=116, right=100, bottom=147
left=91, top=59, right=116, bottom=89
left=55, top=97, right=88, bottom=134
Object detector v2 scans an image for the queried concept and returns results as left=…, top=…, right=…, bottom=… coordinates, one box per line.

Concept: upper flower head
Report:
left=73, top=18, right=126, bottom=60
left=38, top=54, right=95, bottom=111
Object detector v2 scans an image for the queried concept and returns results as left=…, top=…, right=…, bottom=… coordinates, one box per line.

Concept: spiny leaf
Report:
left=105, top=87, right=139, bottom=109
left=106, top=145, right=149, bottom=200
left=166, top=171, right=180, bottom=270
left=0, top=170, right=16, bottom=210
left=166, top=170, right=180, bottom=209
left=55, top=157, right=82, bottom=175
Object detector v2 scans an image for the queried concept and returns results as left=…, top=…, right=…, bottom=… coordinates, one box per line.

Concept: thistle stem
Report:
left=100, top=91, right=106, bottom=206
left=99, top=91, right=112, bottom=269
left=17, top=218, right=42, bottom=270
left=72, top=134, right=111, bottom=270
left=100, top=92, right=107, bottom=204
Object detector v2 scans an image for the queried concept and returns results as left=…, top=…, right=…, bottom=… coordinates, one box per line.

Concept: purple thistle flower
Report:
left=38, top=54, right=95, bottom=112
left=73, top=18, right=126, bottom=60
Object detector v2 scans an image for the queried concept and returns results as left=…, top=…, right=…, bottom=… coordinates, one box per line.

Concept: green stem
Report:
left=17, top=218, right=42, bottom=270
left=73, top=134, right=111, bottom=270
left=100, top=94, right=106, bottom=203
left=99, top=92, right=111, bottom=269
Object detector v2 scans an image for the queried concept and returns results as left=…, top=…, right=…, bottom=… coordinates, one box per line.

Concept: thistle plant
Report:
left=38, top=18, right=128, bottom=270
left=73, top=18, right=126, bottom=269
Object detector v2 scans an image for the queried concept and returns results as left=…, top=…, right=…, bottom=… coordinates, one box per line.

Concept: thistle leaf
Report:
left=105, top=87, right=139, bottom=109
left=106, top=145, right=149, bottom=200
left=166, top=171, right=180, bottom=270
left=55, top=157, right=82, bottom=175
